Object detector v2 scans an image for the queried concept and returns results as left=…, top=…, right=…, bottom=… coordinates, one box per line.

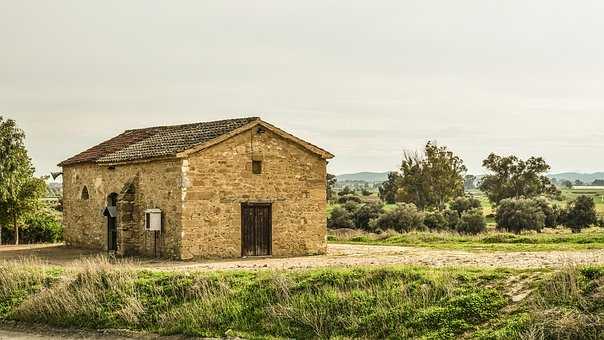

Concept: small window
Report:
left=81, top=186, right=89, bottom=200
left=252, top=160, right=262, bottom=174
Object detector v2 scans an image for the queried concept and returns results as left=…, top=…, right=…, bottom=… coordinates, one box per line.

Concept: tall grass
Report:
left=2, top=257, right=604, bottom=339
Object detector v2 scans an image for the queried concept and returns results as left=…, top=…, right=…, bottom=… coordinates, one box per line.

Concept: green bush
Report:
left=370, top=203, right=425, bottom=232
left=533, top=197, right=560, bottom=228
left=562, top=195, right=598, bottom=232
left=456, top=208, right=486, bottom=234
left=0, top=209, right=63, bottom=244
left=327, top=207, right=353, bottom=229
left=495, top=198, right=545, bottom=234
left=443, top=209, right=461, bottom=230
left=352, top=203, right=383, bottom=230
left=424, top=211, right=448, bottom=231
left=450, top=196, right=481, bottom=215
left=337, top=195, right=362, bottom=204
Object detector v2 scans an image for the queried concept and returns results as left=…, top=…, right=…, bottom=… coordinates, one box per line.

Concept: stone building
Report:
left=59, top=117, right=333, bottom=259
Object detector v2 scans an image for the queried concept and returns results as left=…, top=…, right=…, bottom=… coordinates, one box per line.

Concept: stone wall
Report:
left=62, top=159, right=183, bottom=258
left=180, top=127, right=328, bottom=259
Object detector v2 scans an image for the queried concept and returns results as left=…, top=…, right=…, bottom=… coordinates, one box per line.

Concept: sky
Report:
left=2, top=0, right=604, bottom=177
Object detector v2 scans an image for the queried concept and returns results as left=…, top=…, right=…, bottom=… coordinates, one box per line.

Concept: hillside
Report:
left=336, top=171, right=604, bottom=185
left=336, top=171, right=390, bottom=182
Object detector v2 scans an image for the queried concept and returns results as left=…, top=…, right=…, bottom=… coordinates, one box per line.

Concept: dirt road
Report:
left=2, top=243, right=604, bottom=270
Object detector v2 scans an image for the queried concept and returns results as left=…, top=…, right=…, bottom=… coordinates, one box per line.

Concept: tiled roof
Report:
left=59, top=117, right=259, bottom=166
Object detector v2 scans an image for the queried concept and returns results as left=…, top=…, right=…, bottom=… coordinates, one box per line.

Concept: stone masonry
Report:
left=61, top=118, right=332, bottom=259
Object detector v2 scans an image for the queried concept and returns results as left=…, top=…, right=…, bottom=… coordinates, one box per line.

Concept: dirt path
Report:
left=156, top=244, right=604, bottom=270
left=3, top=243, right=604, bottom=269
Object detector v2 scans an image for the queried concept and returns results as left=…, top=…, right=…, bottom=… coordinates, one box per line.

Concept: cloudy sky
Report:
left=3, top=1, right=604, bottom=176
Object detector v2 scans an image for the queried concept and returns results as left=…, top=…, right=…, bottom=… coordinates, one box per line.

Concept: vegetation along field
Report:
left=2, top=258, right=604, bottom=339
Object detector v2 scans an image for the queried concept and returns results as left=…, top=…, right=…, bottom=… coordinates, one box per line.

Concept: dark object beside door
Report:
left=241, top=203, right=272, bottom=256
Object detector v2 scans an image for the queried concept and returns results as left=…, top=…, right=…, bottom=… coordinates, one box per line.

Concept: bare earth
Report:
left=2, top=243, right=604, bottom=269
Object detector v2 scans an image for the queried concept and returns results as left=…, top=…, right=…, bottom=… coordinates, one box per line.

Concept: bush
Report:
left=352, top=203, right=383, bottom=230
left=342, top=201, right=361, bottom=213
left=450, top=196, right=482, bottom=215
left=0, top=209, right=63, bottom=244
left=496, top=198, right=545, bottom=234
left=370, top=203, right=425, bottom=232
left=337, top=195, right=362, bottom=204
left=443, top=209, right=461, bottom=230
left=563, top=195, right=597, bottom=232
left=327, top=207, right=354, bottom=229
left=456, top=208, right=486, bottom=234
left=424, top=211, right=448, bottom=231
left=533, top=197, right=560, bottom=228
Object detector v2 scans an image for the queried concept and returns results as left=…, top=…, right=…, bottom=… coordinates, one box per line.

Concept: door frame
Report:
left=240, top=202, right=272, bottom=257
left=107, top=193, right=118, bottom=252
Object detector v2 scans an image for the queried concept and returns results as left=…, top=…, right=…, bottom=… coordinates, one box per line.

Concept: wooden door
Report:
left=241, top=203, right=272, bottom=256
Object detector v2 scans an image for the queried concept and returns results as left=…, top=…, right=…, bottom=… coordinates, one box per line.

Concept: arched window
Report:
left=81, top=186, right=90, bottom=200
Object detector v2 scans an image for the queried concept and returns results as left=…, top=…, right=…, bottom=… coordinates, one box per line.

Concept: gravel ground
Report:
left=2, top=243, right=604, bottom=270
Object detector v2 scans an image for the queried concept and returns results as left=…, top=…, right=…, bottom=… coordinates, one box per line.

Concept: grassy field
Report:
left=329, top=228, right=604, bottom=252
left=1, top=257, right=603, bottom=339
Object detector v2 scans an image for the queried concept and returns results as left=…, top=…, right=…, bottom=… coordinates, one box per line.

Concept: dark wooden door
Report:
left=241, top=203, right=272, bottom=256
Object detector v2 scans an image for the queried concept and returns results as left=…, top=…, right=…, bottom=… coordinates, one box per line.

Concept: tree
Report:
left=574, top=180, right=584, bottom=187
left=378, top=172, right=400, bottom=204
left=464, top=174, right=477, bottom=190
left=478, top=154, right=559, bottom=205
left=592, top=179, right=604, bottom=186
left=327, top=206, right=354, bottom=229
left=340, top=186, right=354, bottom=196
left=0, top=116, right=46, bottom=245
left=326, top=173, right=337, bottom=202
left=456, top=208, right=486, bottom=234
left=397, top=141, right=466, bottom=210
left=560, top=180, right=573, bottom=189
left=352, top=202, right=383, bottom=230
left=563, top=195, right=597, bottom=232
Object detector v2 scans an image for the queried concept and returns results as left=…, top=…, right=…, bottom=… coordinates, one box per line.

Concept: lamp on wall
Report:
left=51, top=172, right=63, bottom=180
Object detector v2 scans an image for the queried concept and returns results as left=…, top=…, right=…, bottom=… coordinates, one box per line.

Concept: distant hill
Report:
left=336, top=171, right=604, bottom=185
left=549, top=172, right=604, bottom=184
left=336, top=172, right=390, bottom=182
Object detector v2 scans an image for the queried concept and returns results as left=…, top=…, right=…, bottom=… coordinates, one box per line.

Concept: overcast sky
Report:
left=3, top=1, right=604, bottom=176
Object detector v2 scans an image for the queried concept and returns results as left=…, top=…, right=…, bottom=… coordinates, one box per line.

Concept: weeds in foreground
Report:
left=1, top=257, right=604, bottom=339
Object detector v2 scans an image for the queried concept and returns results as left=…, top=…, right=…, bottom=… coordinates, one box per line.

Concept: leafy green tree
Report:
left=479, top=154, right=559, bottom=205
left=563, top=195, right=597, bottom=232
left=0, top=116, right=46, bottom=245
left=397, top=142, right=466, bottom=210
left=326, top=173, right=337, bottom=202
left=340, top=186, right=354, bottom=196
left=378, top=172, right=400, bottom=204
left=592, top=179, right=604, bottom=186
left=560, top=180, right=573, bottom=189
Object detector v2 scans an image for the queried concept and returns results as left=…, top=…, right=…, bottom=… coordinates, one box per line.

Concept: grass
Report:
left=328, top=228, right=604, bottom=252
left=1, top=257, right=604, bottom=339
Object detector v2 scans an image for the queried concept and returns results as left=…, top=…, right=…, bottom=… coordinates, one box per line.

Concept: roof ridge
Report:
left=124, top=116, right=260, bottom=133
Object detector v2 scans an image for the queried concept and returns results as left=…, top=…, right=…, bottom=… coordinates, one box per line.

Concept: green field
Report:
left=329, top=228, right=604, bottom=252
left=2, top=258, right=604, bottom=339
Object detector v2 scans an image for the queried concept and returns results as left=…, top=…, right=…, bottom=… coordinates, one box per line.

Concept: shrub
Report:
left=456, top=208, right=486, bottom=234
left=0, top=209, right=63, bottom=244
left=342, top=201, right=361, bottom=213
left=21, top=210, right=63, bottom=243
left=352, top=203, right=383, bottom=230
left=327, top=207, right=353, bottom=229
left=563, top=195, right=597, bottom=232
left=443, top=209, right=461, bottom=230
left=337, top=195, right=362, bottom=204
left=495, top=198, right=545, bottom=234
left=533, top=197, right=560, bottom=228
left=370, top=203, right=425, bottom=232
left=424, top=211, right=448, bottom=231
left=450, top=196, right=482, bottom=215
